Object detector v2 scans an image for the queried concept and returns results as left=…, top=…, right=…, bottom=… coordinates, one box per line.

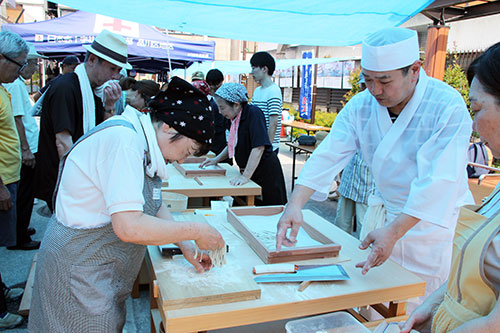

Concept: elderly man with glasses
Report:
left=0, top=30, right=29, bottom=330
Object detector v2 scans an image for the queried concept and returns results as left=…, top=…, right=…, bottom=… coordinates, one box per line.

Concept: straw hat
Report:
left=27, top=43, right=48, bottom=59
left=83, top=29, right=132, bottom=69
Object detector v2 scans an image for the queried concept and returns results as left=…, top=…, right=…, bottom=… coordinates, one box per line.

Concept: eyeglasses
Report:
left=2, top=54, right=28, bottom=74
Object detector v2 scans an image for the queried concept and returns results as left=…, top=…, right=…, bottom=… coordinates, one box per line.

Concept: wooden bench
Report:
left=18, top=253, right=37, bottom=316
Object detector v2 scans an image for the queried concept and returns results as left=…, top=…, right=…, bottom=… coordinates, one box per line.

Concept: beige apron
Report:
left=29, top=119, right=162, bottom=332
left=432, top=203, right=500, bottom=332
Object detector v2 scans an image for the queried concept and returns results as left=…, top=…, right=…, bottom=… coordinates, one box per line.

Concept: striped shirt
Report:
left=338, top=151, right=375, bottom=204
left=251, top=84, right=282, bottom=151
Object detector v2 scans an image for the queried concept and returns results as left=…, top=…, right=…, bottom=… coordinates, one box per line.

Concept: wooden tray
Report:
left=227, top=206, right=341, bottom=264
left=173, top=158, right=226, bottom=177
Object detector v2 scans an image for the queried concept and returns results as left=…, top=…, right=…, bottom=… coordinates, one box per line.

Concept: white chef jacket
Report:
left=297, top=69, right=474, bottom=303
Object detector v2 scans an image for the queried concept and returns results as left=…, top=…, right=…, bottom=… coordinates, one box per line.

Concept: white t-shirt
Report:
left=4, top=77, right=39, bottom=153
left=251, top=83, right=282, bottom=151
left=55, top=121, right=147, bottom=229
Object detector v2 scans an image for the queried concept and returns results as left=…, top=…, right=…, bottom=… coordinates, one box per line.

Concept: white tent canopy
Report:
left=170, top=57, right=359, bottom=78
left=56, top=0, right=433, bottom=46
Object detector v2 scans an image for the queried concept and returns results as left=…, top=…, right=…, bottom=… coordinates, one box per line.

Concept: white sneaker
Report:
left=0, top=312, right=23, bottom=329
left=4, top=287, right=24, bottom=300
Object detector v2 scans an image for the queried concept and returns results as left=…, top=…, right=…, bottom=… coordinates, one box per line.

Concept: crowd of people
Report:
left=0, top=22, right=499, bottom=332
left=0, top=28, right=288, bottom=330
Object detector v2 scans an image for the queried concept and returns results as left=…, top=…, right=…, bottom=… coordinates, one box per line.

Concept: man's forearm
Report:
left=14, top=116, right=30, bottom=152
left=268, top=115, right=278, bottom=144
left=287, top=184, right=315, bottom=210
left=55, top=131, right=73, bottom=159
left=389, top=213, right=420, bottom=239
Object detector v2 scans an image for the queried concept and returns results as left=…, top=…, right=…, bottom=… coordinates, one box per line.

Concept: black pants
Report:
left=15, top=159, right=36, bottom=245
left=0, top=273, right=6, bottom=314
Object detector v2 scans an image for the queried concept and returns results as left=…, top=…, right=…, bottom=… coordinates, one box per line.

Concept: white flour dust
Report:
left=158, top=257, right=248, bottom=289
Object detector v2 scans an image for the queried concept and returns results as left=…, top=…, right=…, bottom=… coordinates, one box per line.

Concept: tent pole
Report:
left=41, top=59, right=46, bottom=87
left=164, top=29, right=173, bottom=73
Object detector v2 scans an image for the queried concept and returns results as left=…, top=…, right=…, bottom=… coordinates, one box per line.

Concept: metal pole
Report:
left=164, top=30, right=173, bottom=73
left=310, top=46, right=319, bottom=123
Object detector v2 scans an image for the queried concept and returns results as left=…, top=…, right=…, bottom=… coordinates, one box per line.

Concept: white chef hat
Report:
left=361, top=27, right=419, bottom=72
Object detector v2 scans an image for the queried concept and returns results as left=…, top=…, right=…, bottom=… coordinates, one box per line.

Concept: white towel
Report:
left=74, top=64, right=96, bottom=134
left=94, top=79, right=120, bottom=107
left=360, top=194, right=386, bottom=240
left=122, top=105, right=168, bottom=179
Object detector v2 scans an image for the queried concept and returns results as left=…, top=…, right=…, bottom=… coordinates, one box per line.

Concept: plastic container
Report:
left=285, top=312, right=370, bottom=333
left=162, top=192, right=188, bottom=212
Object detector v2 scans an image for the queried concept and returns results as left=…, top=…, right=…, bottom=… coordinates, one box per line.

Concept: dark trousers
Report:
left=15, top=160, right=36, bottom=245
left=0, top=183, right=17, bottom=247
left=0, top=273, right=6, bottom=314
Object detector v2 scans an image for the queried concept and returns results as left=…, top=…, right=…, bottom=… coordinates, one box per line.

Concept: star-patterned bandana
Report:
left=148, top=77, right=214, bottom=145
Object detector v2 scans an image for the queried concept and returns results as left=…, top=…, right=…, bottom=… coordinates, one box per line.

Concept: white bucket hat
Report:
left=361, top=27, right=419, bottom=72
left=83, top=29, right=132, bottom=69
left=27, top=43, right=48, bottom=59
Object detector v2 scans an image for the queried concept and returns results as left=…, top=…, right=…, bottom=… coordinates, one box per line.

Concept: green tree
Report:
left=341, top=68, right=362, bottom=106
left=443, top=53, right=470, bottom=111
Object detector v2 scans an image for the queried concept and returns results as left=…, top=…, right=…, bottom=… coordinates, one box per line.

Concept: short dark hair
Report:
left=119, top=77, right=160, bottom=100
left=206, top=69, right=224, bottom=85
left=84, top=51, right=104, bottom=63
left=467, top=42, right=500, bottom=103
left=250, top=51, right=276, bottom=76
left=400, top=64, right=412, bottom=76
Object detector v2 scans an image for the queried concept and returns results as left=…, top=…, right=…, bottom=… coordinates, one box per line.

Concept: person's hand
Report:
left=199, top=158, right=217, bottom=168
left=178, top=241, right=213, bottom=273
left=0, top=184, right=13, bottom=211
left=230, top=174, right=249, bottom=186
left=399, top=301, right=434, bottom=333
left=22, top=148, right=35, bottom=168
left=104, top=81, right=122, bottom=110
left=355, top=226, right=399, bottom=274
left=194, top=223, right=225, bottom=251
left=276, top=205, right=303, bottom=251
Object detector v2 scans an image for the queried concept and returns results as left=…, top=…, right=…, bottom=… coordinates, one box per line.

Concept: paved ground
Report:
left=0, top=140, right=339, bottom=332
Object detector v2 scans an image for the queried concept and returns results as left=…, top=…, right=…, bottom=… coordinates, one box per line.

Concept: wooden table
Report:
left=282, top=120, right=330, bottom=142
left=162, top=163, right=261, bottom=206
left=147, top=210, right=425, bottom=333
left=285, top=142, right=317, bottom=190
left=468, top=175, right=500, bottom=205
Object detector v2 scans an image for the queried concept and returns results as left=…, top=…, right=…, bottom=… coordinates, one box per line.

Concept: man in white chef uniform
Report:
left=276, top=27, right=473, bottom=309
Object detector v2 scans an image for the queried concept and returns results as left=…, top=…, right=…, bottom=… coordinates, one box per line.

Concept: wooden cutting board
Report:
left=154, top=254, right=261, bottom=310
left=152, top=212, right=261, bottom=310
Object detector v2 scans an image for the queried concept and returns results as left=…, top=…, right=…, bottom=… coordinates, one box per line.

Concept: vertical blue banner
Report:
left=299, top=51, right=313, bottom=120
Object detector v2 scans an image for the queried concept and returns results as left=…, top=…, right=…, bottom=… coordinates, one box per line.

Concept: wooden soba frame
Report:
left=227, top=206, right=341, bottom=264
left=172, top=158, right=226, bottom=177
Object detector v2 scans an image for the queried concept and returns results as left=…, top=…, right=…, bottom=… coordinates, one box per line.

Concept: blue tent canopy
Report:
left=1, top=11, right=215, bottom=72
left=54, top=0, right=433, bottom=46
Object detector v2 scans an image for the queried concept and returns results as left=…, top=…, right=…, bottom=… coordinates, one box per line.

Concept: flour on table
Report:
left=238, top=213, right=323, bottom=250
left=157, top=256, right=244, bottom=288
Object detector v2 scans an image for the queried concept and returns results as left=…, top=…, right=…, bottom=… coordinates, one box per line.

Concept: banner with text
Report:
left=299, top=51, right=313, bottom=120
